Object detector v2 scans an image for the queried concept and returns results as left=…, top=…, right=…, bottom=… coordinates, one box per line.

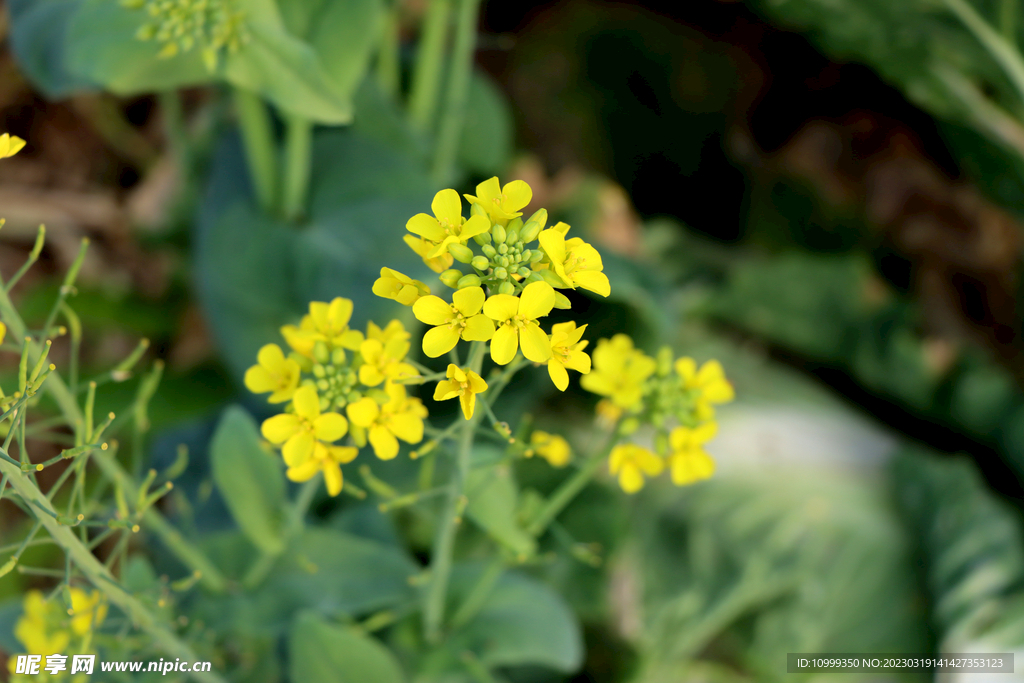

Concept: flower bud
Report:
left=525, top=272, right=544, bottom=284
left=506, top=217, right=524, bottom=235
left=530, top=250, right=545, bottom=263
left=471, top=255, right=490, bottom=271
left=539, top=268, right=566, bottom=288
left=482, top=244, right=497, bottom=258
left=439, top=269, right=463, bottom=288
left=471, top=202, right=488, bottom=218
left=457, top=274, right=482, bottom=288
left=499, top=281, right=516, bottom=295
left=332, top=348, right=346, bottom=365
left=492, top=224, right=506, bottom=244
left=657, top=347, right=674, bottom=377
left=619, top=418, right=640, bottom=436
left=520, top=219, right=543, bottom=243
left=448, top=243, right=475, bottom=263
left=517, top=267, right=532, bottom=279
left=499, top=256, right=510, bottom=267
left=655, top=431, right=669, bottom=456
left=553, top=292, right=571, bottom=309
left=313, top=364, right=326, bottom=379
left=506, top=228, right=519, bottom=245
left=520, top=249, right=532, bottom=261
left=525, top=208, right=548, bottom=231
left=313, top=341, right=330, bottom=364
left=492, top=266, right=508, bottom=280
left=473, top=231, right=492, bottom=246
left=498, top=243, right=508, bottom=255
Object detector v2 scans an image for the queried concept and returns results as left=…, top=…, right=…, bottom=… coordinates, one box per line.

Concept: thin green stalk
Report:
left=0, top=459, right=227, bottom=683
left=242, top=475, right=320, bottom=590
left=945, top=0, right=1024, bottom=103
left=233, top=87, right=277, bottom=214
left=42, top=239, right=88, bottom=339
left=6, top=225, right=45, bottom=293
left=431, top=0, right=482, bottom=184
left=449, top=557, right=502, bottom=628
left=377, top=5, right=402, bottom=100
left=424, top=342, right=484, bottom=643
left=158, top=90, right=191, bottom=171
left=281, top=114, right=313, bottom=223
left=409, top=0, right=451, bottom=130
left=1001, top=0, right=1018, bottom=45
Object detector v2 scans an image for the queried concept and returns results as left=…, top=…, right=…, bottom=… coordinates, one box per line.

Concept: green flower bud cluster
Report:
left=307, top=342, right=363, bottom=411
left=123, top=0, right=248, bottom=70
left=642, top=348, right=704, bottom=438
left=439, top=207, right=551, bottom=297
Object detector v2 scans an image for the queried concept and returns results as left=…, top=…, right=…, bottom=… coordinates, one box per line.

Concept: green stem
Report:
left=242, top=475, right=319, bottom=590
left=1001, top=0, right=1018, bottom=45
left=449, top=557, right=503, bottom=628
left=377, top=5, right=402, bottom=101
left=423, top=342, right=484, bottom=643
left=0, top=459, right=227, bottom=683
left=945, top=0, right=1024, bottom=103
left=233, top=87, right=277, bottom=214
left=158, top=90, right=191, bottom=172
left=431, top=0, right=481, bottom=184
left=281, top=114, right=313, bottom=223
left=408, top=0, right=451, bottom=131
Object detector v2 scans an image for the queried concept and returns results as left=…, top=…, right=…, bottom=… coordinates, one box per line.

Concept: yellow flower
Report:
left=284, top=442, right=358, bottom=496
left=281, top=298, right=364, bottom=359
left=675, top=358, right=735, bottom=420
left=359, top=333, right=417, bottom=387
left=372, top=267, right=430, bottom=306
left=260, top=386, right=348, bottom=467
left=347, top=383, right=427, bottom=460
left=463, top=177, right=532, bottom=224
left=0, top=321, right=6, bottom=346
left=668, top=423, right=716, bottom=486
left=13, top=591, right=70, bottom=656
left=547, top=321, right=591, bottom=391
left=537, top=229, right=611, bottom=297
left=68, top=589, right=107, bottom=636
left=0, top=133, right=26, bottom=159
left=433, top=364, right=488, bottom=419
left=529, top=431, right=571, bottom=467
left=580, top=335, right=656, bottom=409
left=609, top=444, right=663, bottom=494
left=404, top=234, right=454, bottom=273
left=367, top=319, right=410, bottom=346
left=406, top=189, right=490, bottom=258
left=244, top=343, right=300, bottom=403
left=482, top=281, right=556, bottom=365
left=413, top=286, right=494, bottom=358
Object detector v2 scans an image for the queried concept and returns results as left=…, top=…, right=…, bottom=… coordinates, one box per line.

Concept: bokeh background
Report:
left=3, top=0, right=1024, bottom=681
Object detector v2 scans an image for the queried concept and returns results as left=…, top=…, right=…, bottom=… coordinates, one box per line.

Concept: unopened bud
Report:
left=439, top=269, right=462, bottom=288
left=471, top=255, right=490, bottom=271
left=457, top=274, right=481, bottom=289
left=492, top=224, right=506, bottom=244
left=553, top=292, right=571, bottom=309
left=448, top=243, right=474, bottom=264
left=498, top=281, right=515, bottom=295
left=539, top=269, right=566, bottom=288
left=481, top=244, right=497, bottom=259
left=472, top=230, right=491, bottom=246
left=492, top=267, right=508, bottom=281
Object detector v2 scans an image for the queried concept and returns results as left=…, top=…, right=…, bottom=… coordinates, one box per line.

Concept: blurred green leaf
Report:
left=457, top=72, right=515, bottom=176
left=8, top=0, right=97, bottom=98
left=289, top=611, right=406, bottom=683
left=466, top=463, right=536, bottom=558
left=210, top=406, right=286, bottom=554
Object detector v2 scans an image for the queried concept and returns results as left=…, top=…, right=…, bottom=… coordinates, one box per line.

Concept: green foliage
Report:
left=7, top=0, right=95, bottom=98
left=457, top=72, right=515, bottom=176
left=211, top=406, right=286, bottom=554
left=289, top=612, right=407, bottom=683
left=466, top=462, right=536, bottom=558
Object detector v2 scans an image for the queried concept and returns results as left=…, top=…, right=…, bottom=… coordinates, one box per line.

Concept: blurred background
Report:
left=3, top=0, right=1024, bottom=680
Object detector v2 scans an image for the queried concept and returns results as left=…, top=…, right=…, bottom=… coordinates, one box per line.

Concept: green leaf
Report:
left=289, top=611, right=406, bottom=683
left=466, top=463, right=536, bottom=558
left=445, top=566, right=584, bottom=673
left=458, top=72, right=515, bottom=176
left=8, top=0, right=97, bottom=98
left=210, top=405, right=286, bottom=555
left=65, top=0, right=212, bottom=94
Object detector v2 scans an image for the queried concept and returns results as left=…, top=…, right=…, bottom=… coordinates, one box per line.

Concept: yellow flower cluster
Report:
left=8, top=589, right=106, bottom=682
left=582, top=335, right=734, bottom=493
left=373, top=177, right=610, bottom=406
left=245, top=298, right=426, bottom=496
left=123, top=0, right=248, bottom=69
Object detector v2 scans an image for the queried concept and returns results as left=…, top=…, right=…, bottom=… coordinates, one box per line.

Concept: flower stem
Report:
left=377, top=5, right=402, bottom=101
left=1001, top=0, right=1018, bottom=45
left=281, top=114, right=313, bottom=223
left=430, top=0, right=481, bottom=184
left=233, top=87, right=277, bottom=214
left=242, top=474, right=320, bottom=590
left=408, top=0, right=451, bottom=131
left=423, top=342, right=484, bottom=643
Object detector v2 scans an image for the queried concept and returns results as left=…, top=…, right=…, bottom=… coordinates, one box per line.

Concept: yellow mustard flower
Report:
left=675, top=357, right=735, bottom=420
left=372, top=267, right=430, bottom=306
left=537, top=229, right=611, bottom=297
left=0, top=134, right=26, bottom=159
left=482, top=281, right=556, bottom=365
left=366, top=319, right=410, bottom=346
left=260, top=385, right=348, bottom=468
left=433, top=364, right=488, bottom=419
left=68, top=589, right=107, bottom=636
left=413, top=286, right=494, bottom=358
left=547, top=321, right=591, bottom=391
left=0, top=321, right=6, bottom=346
left=13, top=591, right=71, bottom=657
left=285, top=441, right=357, bottom=496
left=347, top=383, right=427, bottom=460
left=580, top=335, right=656, bottom=409
left=359, top=333, right=417, bottom=387
left=406, top=189, right=490, bottom=259
left=244, top=343, right=300, bottom=403
left=463, top=176, right=532, bottom=224
left=609, top=444, right=664, bottom=494
left=404, top=234, right=454, bottom=273
left=282, top=298, right=364, bottom=358
left=668, top=422, right=716, bottom=486
left=528, top=431, right=571, bottom=467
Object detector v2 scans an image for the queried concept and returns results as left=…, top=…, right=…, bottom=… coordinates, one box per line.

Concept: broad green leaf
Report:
left=466, top=464, right=535, bottom=557
left=458, top=72, right=515, bottom=176
left=65, top=0, right=212, bottom=94
left=445, top=566, right=584, bottom=673
left=210, top=405, right=286, bottom=554
left=8, top=0, right=96, bottom=98
left=289, top=612, right=406, bottom=683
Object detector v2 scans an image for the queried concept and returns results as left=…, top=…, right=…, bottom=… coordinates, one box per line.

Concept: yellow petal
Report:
left=261, top=414, right=300, bottom=444
left=502, top=179, right=532, bottom=211
left=244, top=365, right=277, bottom=394
left=548, top=359, right=569, bottom=391
left=702, top=379, right=735, bottom=404
left=453, top=286, right=485, bottom=316
left=538, top=229, right=567, bottom=266
left=461, top=214, right=490, bottom=239
left=675, top=357, right=697, bottom=383
left=432, top=188, right=463, bottom=226
left=638, top=449, right=665, bottom=476
left=459, top=391, right=476, bottom=420
left=467, top=371, right=488, bottom=393
left=565, top=349, right=591, bottom=374
left=423, top=325, right=461, bottom=358
left=483, top=293, right=519, bottom=321
left=407, top=213, right=445, bottom=242
left=518, top=282, right=555, bottom=319
left=520, top=322, right=552, bottom=363
left=434, top=379, right=459, bottom=401
left=671, top=451, right=715, bottom=486
left=696, top=360, right=725, bottom=386
left=0, top=321, right=6, bottom=346
left=313, top=413, right=348, bottom=442
left=618, top=463, right=645, bottom=494
left=413, top=295, right=454, bottom=326
left=256, top=343, right=287, bottom=372
left=369, top=425, right=399, bottom=460
left=327, top=297, right=354, bottom=330
left=323, top=461, right=344, bottom=496
left=283, top=432, right=315, bottom=467
left=292, top=385, right=321, bottom=420
left=462, top=314, right=495, bottom=341
left=572, top=270, right=611, bottom=297
left=286, top=458, right=321, bottom=483
left=328, top=445, right=359, bottom=464
left=389, top=411, right=424, bottom=444
left=360, top=364, right=385, bottom=387
left=490, top=325, right=519, bottom=365
left=346, top=397, right=380, bottom=427
left=474, top=177, right=501, bottom=205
